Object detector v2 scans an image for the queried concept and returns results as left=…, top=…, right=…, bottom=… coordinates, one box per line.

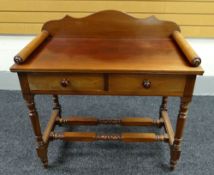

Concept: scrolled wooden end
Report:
left=172, top=31, right=201, bottom=67
left=191, top=57, right=201, bottom=67
left=14, top=30, right=49, bottom=64
left=14, top=55, right=23, bottom=64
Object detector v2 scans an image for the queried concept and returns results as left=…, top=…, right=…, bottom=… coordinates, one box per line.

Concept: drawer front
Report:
left=28, top=73, right=104, bottom=92
left=109, top=74, right=186, bottom=96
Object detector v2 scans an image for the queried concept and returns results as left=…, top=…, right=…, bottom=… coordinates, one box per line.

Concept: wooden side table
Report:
left=10, top=10, right=204, bottom=170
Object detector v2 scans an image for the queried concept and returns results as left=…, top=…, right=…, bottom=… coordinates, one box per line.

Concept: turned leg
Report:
left=52, top=95, right=61, bottom=117
left=159, top=96, right=168, bottom=118
left=24, top=94, right=48, bottom=168
left=170, top=97, right=191, bottom=169
left=158, top=96, right=168, bottom=128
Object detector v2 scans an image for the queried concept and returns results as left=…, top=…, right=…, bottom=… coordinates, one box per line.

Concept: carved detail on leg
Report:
left=159, top=96, right=168, bottom=128
left=24, top=94, right=48, bottom=168
left=160, top=96, right=168, bottom=113
left=170, top=97, right=191, bottom=170
left=53, top=95, right=61, bottom=117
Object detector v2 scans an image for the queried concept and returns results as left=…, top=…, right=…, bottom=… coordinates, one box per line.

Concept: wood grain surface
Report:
left=10, top=38, right=203, bottom=74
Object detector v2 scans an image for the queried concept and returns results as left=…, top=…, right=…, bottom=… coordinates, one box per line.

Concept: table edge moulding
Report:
left=10, top=10, right=204, bottom=170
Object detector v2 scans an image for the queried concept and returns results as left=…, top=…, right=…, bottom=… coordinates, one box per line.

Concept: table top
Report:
left=10, top=10, right=203, bottom=75
left=10, top=37, right=203, bottom=75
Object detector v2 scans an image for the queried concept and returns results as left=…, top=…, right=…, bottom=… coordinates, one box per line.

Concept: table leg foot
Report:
left=170, top=97, right=191, bottom=170
left=42, top=159, right=48, bottom=168
left=24, top=94, right=49, bottom=168
left=170, top=145, right=180, bottom=170
left=36, top=143, right=48, bottom=168
left=170, top=161, right=176, bottom=170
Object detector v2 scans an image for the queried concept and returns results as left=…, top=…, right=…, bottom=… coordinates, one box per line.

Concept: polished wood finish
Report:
left=52, top=95, right=61, bottom=117
left=96, top=134, right=121, bottom=141
left=10, top=11, right=204, bottom=170
left=10, top=37, right=203, bottom=75
left=56, top=116, right=98, bottom=125
left=27, top=73, right=104, bottom=92
left=170, top=97, right=191, bottom=170
left=14, top=30, right=49, bottom=64
left=97, top=119, right=121, bottom=125
left=159, top=96, right=168, bottom=121
left=122, top=133, right=168, bottom=142
left=160, top=96, right=168, bottom=112
left=10, top=11, right=203, bottom=75
left=55, top=116, right=163, bottom=127
left=121, top=117, right=163, bottom=127
left=172, top=31, right=201, bottom=67
left=50, top=132, right=96, bottom=142
left=26, top=73, right=188, bottom=96
left=42, top=10, right=179, bottom=38
left=170, top=75, right=196, bottom=169
left=109, top=74, right=186, bottom=96
left=49, top=132, right=168, bottom=142
left=18, top=73, right=48, bottom=168
left=42, top=109, right=59, bottom=144
left=161, top=111, right=175, bottom=145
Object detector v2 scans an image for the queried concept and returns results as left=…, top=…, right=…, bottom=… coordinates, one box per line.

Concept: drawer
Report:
left=109, top=74, right=186, bottom=96
left=28, top=73, right=104, bottom=92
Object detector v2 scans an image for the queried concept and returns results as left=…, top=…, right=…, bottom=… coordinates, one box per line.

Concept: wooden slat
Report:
left=1, top=1, right=214, bottom=14
left=55, top=116, right=163, bottom=126
left=50, top=132, right=97, bottom=141
left=64, top=132, right=96, bottom=141
left=0, top=23, right=41, bottom=34
left=1, top=12, right=214, bottom=26
left=56, top=116, right=98, bottom=125
left=161, top=111, right=174, bottom=145
left=49, top=132, right=169, bottom=142
left=42, top=109, right=59, bottom=143
left=122, top=133, right=168, bottom=142
left=181, top=26, right=214, bottom=37
left=121, top=117, right=163, bottom=126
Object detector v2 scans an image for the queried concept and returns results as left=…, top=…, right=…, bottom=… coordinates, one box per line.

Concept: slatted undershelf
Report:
left=43, top=109, right=174, bottom=145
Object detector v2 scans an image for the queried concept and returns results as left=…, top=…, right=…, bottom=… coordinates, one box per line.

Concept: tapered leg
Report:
left=24, top=94, right=48, bottom=168
left=170, top=97, right=191, bottom=169
left=52, top=95, right=61, bottom=117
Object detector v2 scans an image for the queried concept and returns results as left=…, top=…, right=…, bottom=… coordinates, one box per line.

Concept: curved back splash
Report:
left=42, top=10, right=180, bottom=38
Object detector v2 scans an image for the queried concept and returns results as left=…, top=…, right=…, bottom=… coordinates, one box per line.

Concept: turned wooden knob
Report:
left=143, top=80, right=151, bottom=89
left=61, top=79, right=70, bottom=88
